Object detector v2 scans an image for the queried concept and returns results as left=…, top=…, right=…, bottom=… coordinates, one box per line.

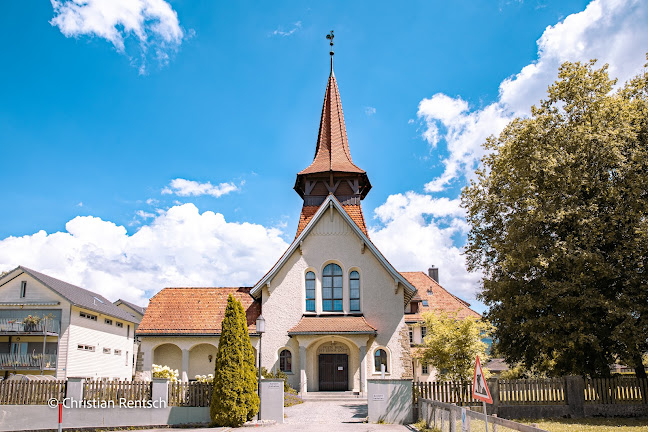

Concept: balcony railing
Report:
left=0, top=318, right=60, bottom=335
left=0, top=354, right=57, bottom=370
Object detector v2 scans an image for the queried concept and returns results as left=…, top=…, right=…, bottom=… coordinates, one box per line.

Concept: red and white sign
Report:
left=472, top=355, right=493, bottom=404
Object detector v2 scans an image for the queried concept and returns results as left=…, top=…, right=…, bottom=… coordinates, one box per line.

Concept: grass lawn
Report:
left=518, top=417, right=648, bottom=432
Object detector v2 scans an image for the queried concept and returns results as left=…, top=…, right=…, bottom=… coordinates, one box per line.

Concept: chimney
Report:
left=428, top=265, right=439, bottom=283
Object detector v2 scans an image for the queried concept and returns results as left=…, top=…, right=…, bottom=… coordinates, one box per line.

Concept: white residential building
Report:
left=0, top=266, right=142, bottom=380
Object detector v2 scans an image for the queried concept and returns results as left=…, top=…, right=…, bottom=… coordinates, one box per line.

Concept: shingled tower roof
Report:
left=298, top=71, right=365, bottom=176
left=293, top=32, right=372, bottom=234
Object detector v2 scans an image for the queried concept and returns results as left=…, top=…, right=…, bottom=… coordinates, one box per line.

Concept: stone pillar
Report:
left=299, top=345, right=307, bottom=395
left=260, top=379, right=284, bottom=423
left=487, top=378, right=499, bottom=415
left=66, top=377, right=85, bottom=402
left=359, top=345, right=366, bottom=396
left=151, top=378, right=169, bottom=407
left=142, top=343, right=153, bottom=381
left=565, top=376, right=585, bottom=418
left=181, top=349, right=190, bottom=382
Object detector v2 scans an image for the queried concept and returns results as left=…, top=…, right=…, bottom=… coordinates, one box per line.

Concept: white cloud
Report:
left=272, top=21, right=302, bottom=37
left=369, top=192, right=481, bottom=304
left=161, top=178, right=241, bottom=198
left=136, top=210, right=155, bottom=219
left=364, top=106, right=377, bottom=116
left=418, top=0, right=648, bottom=192
left=50, top=0, right=185, bottom=73
left=0, top=204, right=288, bottom=306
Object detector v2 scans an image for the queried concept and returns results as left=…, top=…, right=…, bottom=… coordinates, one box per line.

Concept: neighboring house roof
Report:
left=114, top=299, right=147, bottom=316
left=1, top=266, right=140, bottom=323
left=288, top=316, right=377, bottom=335
left=484, top=358, right=510, bottom=373
left=251, top=195, right=417, bottom=304
left=296, top=203, right=368, bottom=237
left=136, top=287, right=260, bottom=336
left=401, top=271, right=481, bottom=321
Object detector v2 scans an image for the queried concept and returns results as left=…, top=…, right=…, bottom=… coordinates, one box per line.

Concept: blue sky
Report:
left=1, top=0, right=647, bottom=310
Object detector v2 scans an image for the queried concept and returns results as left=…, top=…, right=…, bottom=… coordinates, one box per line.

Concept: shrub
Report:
left=194, top=374, right=214, bottom=383
left=210, top=295, right=259, bottom=427
left=152, top=364, right=179, bottom=382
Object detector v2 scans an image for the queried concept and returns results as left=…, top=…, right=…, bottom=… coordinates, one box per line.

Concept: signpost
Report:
left=472, top=356, right=493, bottom=432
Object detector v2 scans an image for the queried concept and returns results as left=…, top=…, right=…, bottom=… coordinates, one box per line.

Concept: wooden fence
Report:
left=499, top=378, right=566, bottom=405
left=413, top=381, right=481, bottom=406
left=83, top=380, right=151, bottom=402
left=0, top=380, right=66, bottom=405
left=168, top=382, right=213, bottom=407
left=584, top=377, right=648, bottom=404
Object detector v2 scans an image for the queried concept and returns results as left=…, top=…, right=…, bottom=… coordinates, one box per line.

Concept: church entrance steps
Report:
left=301, top=391, right=366, bottom=402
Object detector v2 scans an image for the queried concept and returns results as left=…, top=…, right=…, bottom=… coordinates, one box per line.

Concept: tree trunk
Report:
left=631, top=351, right=647, bottom=380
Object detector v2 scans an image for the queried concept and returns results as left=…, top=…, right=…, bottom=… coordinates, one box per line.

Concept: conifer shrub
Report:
left=210, top=294, right=259, bottom=426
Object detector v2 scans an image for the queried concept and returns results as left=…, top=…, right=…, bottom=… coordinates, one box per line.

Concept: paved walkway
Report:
left=137, top=401, right=410, bottom=432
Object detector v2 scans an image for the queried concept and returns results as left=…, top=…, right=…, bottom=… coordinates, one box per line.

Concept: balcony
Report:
left=0, top=354, right=57, bottom=371
left=0, top=318, right=60, bottom=336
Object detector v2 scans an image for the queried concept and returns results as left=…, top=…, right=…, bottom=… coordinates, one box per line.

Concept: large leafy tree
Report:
left=210, top=294, right=259, bottom=426
left=462, top=58, right=648, bottom=378
left=418, top=311, right=492, bottom=382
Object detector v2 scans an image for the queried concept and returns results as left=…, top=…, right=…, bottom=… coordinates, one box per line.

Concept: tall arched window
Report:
left=374, top=349, right=388, bottom=372
left=349, top=271, right=360, bottom=312
left=323, top=263, right=343, bottom=312
left=305, top=271, right=316, bottom=312
left=279, top=349, right=292, bottom=372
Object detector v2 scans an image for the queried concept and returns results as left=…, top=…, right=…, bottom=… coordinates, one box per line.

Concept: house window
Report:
left=78, top=344, right=95, bottom=352
left=125, top=351, right=129, bottom=366
left=421, top=326, right=427, bottom=340
left=409, top=327, right=413, bottom=344
left=105, top=319, right=113, bottom=325
left=349, top=271, right=360, bottom=312
left=114, top=349, right=122, bottom=356
left=80, top=312, right=97, bottom=321
left=20, top=281, right=26, bottom=298
left=116, top=322, right=123, bottom=328
left=279, top=349, right=292, bottom=373
left=422, top=300, right=429, bottom=307
left=103, top=348, right=111, bottom=354
left=305, top=271, right=316, bottom=312
left=322, top=264, right=343, bottom=312
left=127, top=324, right=130, bottom=338
left=422, top=363, right=429, bottom=375
left=374, top=349, right=388, bottom=372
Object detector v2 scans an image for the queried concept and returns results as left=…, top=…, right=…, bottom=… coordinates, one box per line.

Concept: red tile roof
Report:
left=137, top=287, right=260, bottom=335
left=298, top=73, right=365, bottom=176
left=288, top=316, right=377, bottom=334
left=295, top=203, right=368, bottom=238
left=401, top=272, right=481, bottom=321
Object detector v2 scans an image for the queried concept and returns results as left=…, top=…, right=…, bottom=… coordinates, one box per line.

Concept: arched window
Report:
left=322, top=264, right=343, bottom=312
left=374, top=349, right=388, bottom=372
left=305, top=271, right=316, bottom=312
left=349, top=271, right=360, bottom=312
left=279, top=349, right=292, bottom=372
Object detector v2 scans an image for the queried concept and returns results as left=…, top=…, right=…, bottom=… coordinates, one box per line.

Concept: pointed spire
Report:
left=298, top=31, right=364, bottom=176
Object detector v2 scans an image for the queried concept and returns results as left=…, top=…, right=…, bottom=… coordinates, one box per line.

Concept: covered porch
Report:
left=287, top=316, right=377, bottom=396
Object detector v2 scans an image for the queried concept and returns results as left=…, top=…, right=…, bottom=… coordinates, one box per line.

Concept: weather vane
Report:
left=326, top=30, right=334, bottom=57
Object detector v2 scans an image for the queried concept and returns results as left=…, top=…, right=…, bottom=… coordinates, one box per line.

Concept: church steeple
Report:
left=294, top=32, right=372, bottom=208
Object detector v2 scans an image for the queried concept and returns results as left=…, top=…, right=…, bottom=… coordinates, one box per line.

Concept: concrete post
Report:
left=260, top=379, right=284, bottom=423
left=151, top=378, right=169, bottom=407
left=449, top=407, right=456, bottom=432
left=299, top=345, right=307, bottom=395
left=359, top=345, right=366, bottom=395
left=181, top=349, right=189, bottom=382
left=565, top=376, right=585, bottom=418
left=66, top=377, right=85, bottom=402
left=487, top=377, right=500, bottom=415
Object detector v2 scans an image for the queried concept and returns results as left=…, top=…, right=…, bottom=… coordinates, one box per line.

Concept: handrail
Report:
left=0, top=353, right=57, bottom=369
left=0, top=318, right=60, bottom=334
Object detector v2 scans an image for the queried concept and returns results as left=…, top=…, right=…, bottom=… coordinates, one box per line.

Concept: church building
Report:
left=136, top=41, right=479, bottom=393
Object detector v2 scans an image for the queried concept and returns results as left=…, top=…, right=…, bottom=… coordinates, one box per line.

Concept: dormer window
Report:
left=20, top=281, right=26, bottom=298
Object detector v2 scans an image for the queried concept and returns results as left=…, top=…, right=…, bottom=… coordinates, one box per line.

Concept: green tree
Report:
left=462, top=57, right=648, bottom=378
left=210, top=294, right=259, bottom=427
left=418, top=311, right=492, bottom=382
